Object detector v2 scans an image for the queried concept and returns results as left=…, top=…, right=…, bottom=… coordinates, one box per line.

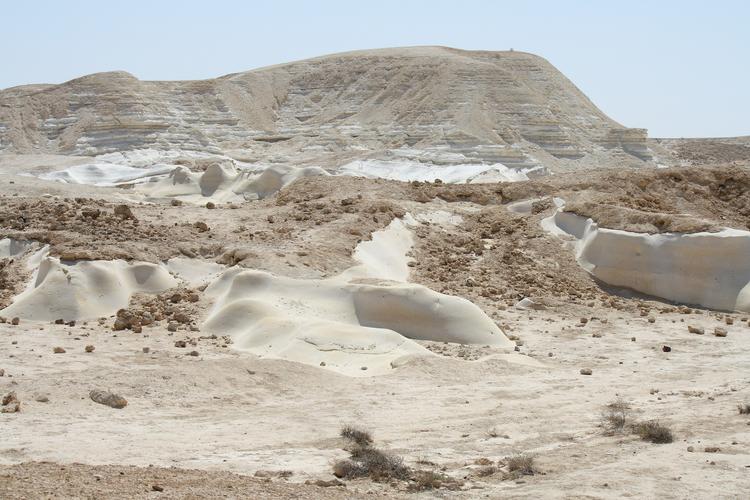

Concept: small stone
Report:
left=167, top=323, right=178, bottom=332
left=687, top=446, right=694, bottom=452
left=53, top=346, right=66, bottom=354
left=89, top=389, right=127, bottom=409
left=580, top=368, right=592, bottom=375
left=687, top=325, right=704, bottom=335
left=2, top=391, right=18, bottom=406
left=662, top=345, right=671, bottom=352
left=704, top=446, right=721, bottom=453
left=0, top=369, right=4, bottom=377
left=205, top=202, right=216, bottom=209
left=35, top=394, right=50, bottom=403
left=360, top=366, right=368, bottom=371
left=170, top=199, right=182, bottom=206
left=647, top=316, right=655, bottom=323
left=726, top=317, right=734, bottom=325
left=84, top=345, right=95, bottom=353
left=113, top=204, right=136, bottom=220
left=580, top=317, right=588, bottom=324
left=188, top=350, right=199, bottom=356
left=174, top=340, right=187, bottom=348
left=11, top=317, right=19, bottom=326
left=714, top=327, right=728, bottom=337
left=320, top=361, right=326, bottom=366
left=142, top=347, right=150, bottom=354
left=152, top=485, right=164, bottom=492
left=0, top=402, right=20, bottom=413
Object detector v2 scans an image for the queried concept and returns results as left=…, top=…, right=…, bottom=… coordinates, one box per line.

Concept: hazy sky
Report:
left=4, top=0, right=748, bottom=137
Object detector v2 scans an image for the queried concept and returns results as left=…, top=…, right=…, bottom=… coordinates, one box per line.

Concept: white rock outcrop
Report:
left=544, top=209, right=750, bottom=312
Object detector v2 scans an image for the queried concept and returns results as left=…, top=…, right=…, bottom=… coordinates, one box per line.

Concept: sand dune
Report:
left=544, top=208, right=750, bottom=312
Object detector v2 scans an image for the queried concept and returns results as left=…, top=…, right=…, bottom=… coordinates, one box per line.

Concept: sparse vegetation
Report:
left=506, top=454, right=535, bottom=476
left=633, top=421, right=674, bottom=444
left=340, top=425, right=374, bottom=447
left=738, top=403, right=750, bottom=415
left=602, top=398, right=632, bottom=432
left=407, top=470, right=456, bottom=491
left=333, top=426, right=410, bottom=481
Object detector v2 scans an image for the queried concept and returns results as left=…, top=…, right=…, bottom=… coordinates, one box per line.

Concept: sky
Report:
left=3, top=0, right=748, bottom=138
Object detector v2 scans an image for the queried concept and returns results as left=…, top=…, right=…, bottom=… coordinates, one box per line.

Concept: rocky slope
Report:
left=0, top=46, right=653, bottom=170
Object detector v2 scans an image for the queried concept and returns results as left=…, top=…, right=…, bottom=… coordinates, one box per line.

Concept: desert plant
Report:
left=506, top=454, right=535, bottom=476
left=333, top=425, right=410, bottom=482
left=340, top=425, right=374, bottom=447
left=408, top=470, right=456, bottom=491
left=738, top=403, right=750, bottom=415
left=602, top=398, right=632, bottom=432
left=633, top=420, right=674, bottom=444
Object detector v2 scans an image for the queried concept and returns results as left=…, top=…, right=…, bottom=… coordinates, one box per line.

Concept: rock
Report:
left=515, top=297, right=546, bottom=310
left=84, top=345, right=95, bottom=353
left=89, top=389, right=128, bottom=409
left=2, top=391, right=18, bottom=406
left=188, top=350, right=199, bottom=356
left=313, top=479, right=344, bottom=487
left=714, top=327, right=728, bottom=337
left=687, top=446, right=694, bottom=452
left=205, top=202, right=216, bottom=209
left=662, top=345, right=672, bottom=352
left=580, top=317, right=588, bottom=324
left=687, top=325, right=704, bottom=335
left=704, top=446, right=721, bottom=453
left=170, top=199, right=182, bottom=206
left=647, top=316, right=656, bottom=323
left=11, top=317, right=19, bottom=326
left=580, top=368, right=593, bottom=375
left=53, top=346, right=66, bottom=354
left=142, top=347, right=150, bottom=353
left=35, top=394, right=49, bottom=403
left=173, top=312, right=190, bottom=324
left=0, top=369, right=4, bottom=377
left=152, top=485, right=164, bottom=492
left=174, top=340, right=187, bottom=348
left=0, top=402, right=20, bottom=413
left=167, top=323, right=178, bottom=332
left=113, top=204, right=136, bottom=220
left=193, top=221, right=209, bottom=232
left=725, top=317, right=734, bottom=325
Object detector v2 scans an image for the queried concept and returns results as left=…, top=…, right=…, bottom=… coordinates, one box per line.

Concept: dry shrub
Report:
left=602, top=398, right=632, bottom=432
left=506, top=454, right=535, bottom=476
left=633, top=421, right=674, bottom=444
left=340, top=425, right=373, bottom=447
left=333, top=426, right=409, bottom=482
left=408, top=470, right=461, bottom=492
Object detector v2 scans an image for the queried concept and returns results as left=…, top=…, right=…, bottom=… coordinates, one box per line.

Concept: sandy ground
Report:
left=2, top=158, right=750, bottom=498
left=2, top=302, right=749, bottom=498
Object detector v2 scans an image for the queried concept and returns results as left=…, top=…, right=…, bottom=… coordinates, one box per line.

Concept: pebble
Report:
left=580, top=368, right=593, bottom=375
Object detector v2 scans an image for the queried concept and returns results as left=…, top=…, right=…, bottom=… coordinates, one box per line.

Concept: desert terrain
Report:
left=1, top=47, right=749, bottom=498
